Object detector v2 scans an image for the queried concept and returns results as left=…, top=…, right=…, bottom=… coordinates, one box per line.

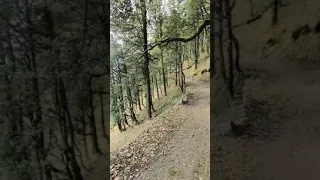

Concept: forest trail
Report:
left=137, top=78, right=210, bottom=180
left=106, top=76, right=210, bottom=180
left=211, top=46, right=320, bottom=180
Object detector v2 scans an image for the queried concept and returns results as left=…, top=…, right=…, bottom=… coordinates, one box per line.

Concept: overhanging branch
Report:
left=145, top=19, right=210, bottom=54
left=159, top=19, right=210, bottom=44
left=137, top=2, right=273, bottom=60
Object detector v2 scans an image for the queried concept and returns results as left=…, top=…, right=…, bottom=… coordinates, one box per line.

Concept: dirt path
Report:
left=106, top=78, right=210, bottom=180
left=138, top=79, right=210, bottom=180
left=212, top=47, right=320, bottom=180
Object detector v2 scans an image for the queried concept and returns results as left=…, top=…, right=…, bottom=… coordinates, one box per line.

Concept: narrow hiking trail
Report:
left=138, top=78, right=210, bottom=180
left=212, top=47, right=320, bottom=180
left=108, top=77, right=210, bottom=180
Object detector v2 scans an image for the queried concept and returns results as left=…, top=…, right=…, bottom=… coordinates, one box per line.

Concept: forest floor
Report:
left=211, top=46, right=320, bottom=180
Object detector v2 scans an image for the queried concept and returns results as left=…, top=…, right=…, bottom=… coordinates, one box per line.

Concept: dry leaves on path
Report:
left=110, top=106, right=187, bottom=180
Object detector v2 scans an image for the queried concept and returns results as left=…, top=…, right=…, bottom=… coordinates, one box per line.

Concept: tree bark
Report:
left=155, top=76, right=160, bottom=99
left=210, top=0, right=215, bottom=78
left=140, top=0, right=153, bottom=118
left=88, top=78, right=102, bottom=154
left=225, top=0, right=234, bottom=99
left=218, top=0, right=227, bottom=80
left=272, top=0, right=279, bottom=25
left=99, top=94, right=106, bottom=137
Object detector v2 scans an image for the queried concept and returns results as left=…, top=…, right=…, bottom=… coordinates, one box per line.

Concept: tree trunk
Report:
left=218, top=0, right=227, bottom=80
left=140, top=88, right=144, bottom=107
left=150, top=77, right=153, bottom=97
left=179, top=56, right=185, bottom=92
left=175, top=46, right=178, bottom=86
left=117, top=61, right=127, bottom=130
left=225, top=0, right=234, bottom=99
left=159, top=18, right=167, bottom=96
left=26, top=7, right=46, bottom=178
left=194, top=39, right=198, bottom=70
left=140, top=0, right=153, bottom=118
left=178, top=44, right=182, bottom=88
left=99, top=94, right=106, bottom=137
left=58, top=78, right=84, bottom=180
left=137, top=89, right=142, bottom=110
left=81, top=108, right=89, bottom=159
left=210, top=0, right=215, bottom=77
left=233, top=35, right=242, bottom=73
left=88, top=78, right=102, bottom=154
left=272, top=0, right=279, bottom=25
left=158, top=71, right=163, bottom=95
left=127, top=85, right=139, bottom=125
left=155, top=76, right=160, bottom=99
